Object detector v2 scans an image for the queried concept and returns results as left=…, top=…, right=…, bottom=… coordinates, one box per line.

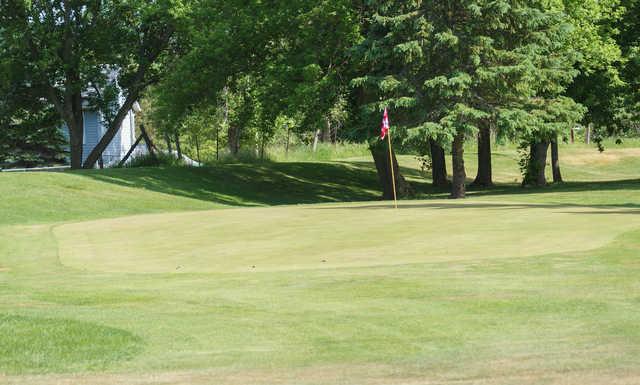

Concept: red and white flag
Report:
left=380, top=108, right=390, bottom=140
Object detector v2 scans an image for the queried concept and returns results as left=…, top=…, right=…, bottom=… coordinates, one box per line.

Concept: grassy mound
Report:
left=2, top=142, right=640, bottom=227
left=0, top=162, right=385, bottom=227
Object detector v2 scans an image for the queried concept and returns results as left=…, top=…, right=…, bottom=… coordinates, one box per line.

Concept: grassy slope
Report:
left=2, top=141, right=639, bottom=227
left=1, top=143, right=640, bottom=384
left=0, top=162, right=384, bottom=227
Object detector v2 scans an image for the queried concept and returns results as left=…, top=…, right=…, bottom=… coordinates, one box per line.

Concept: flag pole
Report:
left=387, top=128, right=398, bottom=209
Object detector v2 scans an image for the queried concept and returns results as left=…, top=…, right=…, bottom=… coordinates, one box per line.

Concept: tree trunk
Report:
left=81, top=26, right=171, bottom=169
left=259, top=133, right=266, bottom=159
left=322, top=119, right=331, bottom=142
left=551, top=136, right=562, bottom=183
left=370, top=141, right=413, bottom=200
left=228, top=125, right=240, bottom=155
left=228, top=126, right=236, bottom=155
left=429, top=139, right=448, bottom=188
left=66, top=90, right=85, bottom=169
left=140, top=124, right=157, bottom=158
left=174, top=132, right=182, bottom=159
left=312, top=129, right=321, bottom=152
left=450, top=132, right=466, bottom=199
left=194, top=134, right=201, bottom=164
left=585, top=123, right=592, bottom=144
left=68, top=116, right=84, bottom=169
left=118, top=133, right=144, bottom=167
left=472, top=123, right=492, bottom=187
left=285, top=123, right=291, bottom=158
left=165, top=134, right=173, bottom=153
left=215, top=123, right=220, bottom=161
left=224, top=87, right=239, bottom=156
left=82, top=89, right=141, bottom=168
left=523, top=140, right=549, bottom=187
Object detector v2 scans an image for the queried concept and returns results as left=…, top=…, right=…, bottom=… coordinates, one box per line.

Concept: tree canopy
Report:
left=1, top=0, right=638, bottom=197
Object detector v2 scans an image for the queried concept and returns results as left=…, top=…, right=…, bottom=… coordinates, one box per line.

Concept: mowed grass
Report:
left=1, top=142, right=640, bottom=384
left=55, top=202, right=639, bottom=274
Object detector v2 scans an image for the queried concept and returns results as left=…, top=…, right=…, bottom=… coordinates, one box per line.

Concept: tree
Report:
left=0, top=51, right=65, bottom=167
left=472, top=120, right=493, bottom=187
left=556, top=0, right=627, bottom=141
left=148, top=0, right=361, bottom=165
left=354, top=0, right=582, bottom=198
left=618, top=0, right=640, bottom=132
left=0, top=1, right=180, bottom=169
left=516, top=98, right=586, bottom=186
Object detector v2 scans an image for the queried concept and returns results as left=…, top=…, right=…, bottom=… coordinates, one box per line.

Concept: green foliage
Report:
left=0, top=55, right=66, bottom=168
left=148, top=0, right=360, bottom=157
left=1, top=0, right=638, bottom=179
left=121, top=153, right=186, bottom=168
left=354, top=1, right=581, bottom=143
left=267, top=142, right=370, bottom=162
left=0, top=0, right=180, bottom=168
left=619, top=0, right=640, bottom=114
left=353, top=0, right=584, bottom=193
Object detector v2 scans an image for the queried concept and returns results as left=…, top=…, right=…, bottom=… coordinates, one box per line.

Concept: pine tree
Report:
left=354, top=0, right=583, bottom=196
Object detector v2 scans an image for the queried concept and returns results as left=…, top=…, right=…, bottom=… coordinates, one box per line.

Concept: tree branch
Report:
left=82, top=28, right=174, bottom=168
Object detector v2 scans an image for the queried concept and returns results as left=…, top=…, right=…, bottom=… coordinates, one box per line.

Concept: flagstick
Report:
left=387, top=130, right=398, bottom=209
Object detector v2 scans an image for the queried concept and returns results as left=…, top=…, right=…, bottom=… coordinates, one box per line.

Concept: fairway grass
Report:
left=3, top=201, right=640, bottom=384
left=2, top=145, right=640, bottom=384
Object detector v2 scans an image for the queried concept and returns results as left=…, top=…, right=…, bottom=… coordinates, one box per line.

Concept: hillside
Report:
left=1, top=142, right=639, bottom=227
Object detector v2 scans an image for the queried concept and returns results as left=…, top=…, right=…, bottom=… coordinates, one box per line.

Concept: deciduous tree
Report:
left=0, top=0, right=181, bottom=168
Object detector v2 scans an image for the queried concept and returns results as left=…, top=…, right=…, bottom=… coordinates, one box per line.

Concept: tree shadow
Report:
left=462, top=179, right=640, bottom=200
left=74, top=159, right=639, bottom=209
left=313, top=201, right=640, bottom=212
left=76, top=162, right=389, bottom=206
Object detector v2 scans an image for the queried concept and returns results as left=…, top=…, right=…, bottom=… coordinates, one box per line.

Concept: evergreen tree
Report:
left=0, top=50, right=65, bottom=167
left=354, top=0, right=582, bottom=196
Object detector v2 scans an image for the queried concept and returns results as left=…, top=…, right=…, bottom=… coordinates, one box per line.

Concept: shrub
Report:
left=122, top=153, right=186, bottom=168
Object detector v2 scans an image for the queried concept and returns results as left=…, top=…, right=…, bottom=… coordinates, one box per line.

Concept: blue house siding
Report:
left=103, top=120, right=122, bottom=165
left=82, top=111, right=101, bottom=164
left=60, top=109, right=137, bottom=167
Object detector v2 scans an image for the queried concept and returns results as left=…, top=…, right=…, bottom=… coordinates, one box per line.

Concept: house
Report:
left=71, top=106, right=141, bottom=167
left=61, top=103, right=144, bottom=167
left=61, top=71, right=146, bottom=167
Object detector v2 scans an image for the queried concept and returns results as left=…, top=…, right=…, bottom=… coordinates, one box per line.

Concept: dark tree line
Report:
left=1, top=0, right=638, bottom=198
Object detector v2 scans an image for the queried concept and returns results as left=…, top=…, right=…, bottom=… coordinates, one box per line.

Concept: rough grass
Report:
left=1, top=142, right=640, bottom=384
left=0, top=315, right=142, bottom=373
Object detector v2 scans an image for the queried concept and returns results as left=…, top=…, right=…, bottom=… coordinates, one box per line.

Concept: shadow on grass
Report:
left=77, top=161, right=391, bottom=206
left=463, top=179, right=640, bottom=199
left=313, top=201, right=640, bottom=213
left=75, top=160, right=639, bottom=208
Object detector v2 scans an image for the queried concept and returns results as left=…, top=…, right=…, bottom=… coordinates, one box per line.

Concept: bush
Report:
left=122, top=152, right=186, bottom=168
left=267, top=142, right=370, bottom=162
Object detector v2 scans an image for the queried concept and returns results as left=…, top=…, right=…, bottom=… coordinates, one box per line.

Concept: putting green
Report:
left=54, top=200, right=640, bottom=274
